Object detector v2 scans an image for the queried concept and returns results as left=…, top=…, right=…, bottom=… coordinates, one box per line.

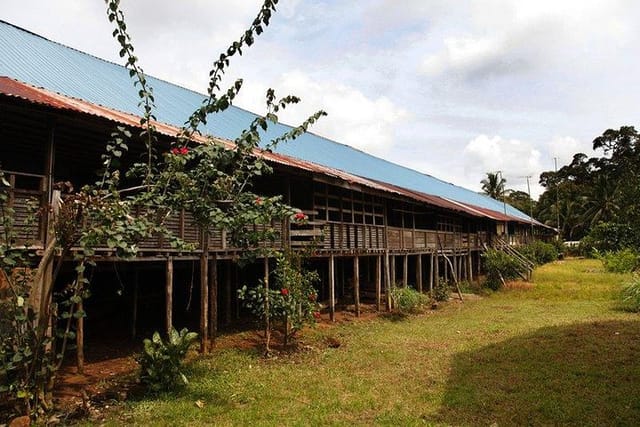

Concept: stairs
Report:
left=488, top=238, right=535, bottom=281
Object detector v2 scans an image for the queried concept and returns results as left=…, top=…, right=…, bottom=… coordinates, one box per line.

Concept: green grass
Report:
left=93, top=259, right=640, bottom=426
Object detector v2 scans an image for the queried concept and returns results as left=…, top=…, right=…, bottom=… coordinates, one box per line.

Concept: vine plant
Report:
left=2, top=0, right=325, bottom=420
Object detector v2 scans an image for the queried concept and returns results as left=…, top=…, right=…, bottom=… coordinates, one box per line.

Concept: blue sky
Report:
left=4, top=0, right=640, bottom=198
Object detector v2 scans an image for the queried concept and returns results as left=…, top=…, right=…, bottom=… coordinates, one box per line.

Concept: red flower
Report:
left=281, top=288, right=289, bottom=296
left=170, top=147, right=189, bottom=155
left=255, top=197, right=263, bottom=205
left=308, top=293, right=317, bottom=302
left=293, top=212, right=307, bottom=222
left=312, top=311, right=321, bottom=319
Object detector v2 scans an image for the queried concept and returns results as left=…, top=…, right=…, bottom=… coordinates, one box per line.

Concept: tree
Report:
left=481, top=172, right=506, bottom=200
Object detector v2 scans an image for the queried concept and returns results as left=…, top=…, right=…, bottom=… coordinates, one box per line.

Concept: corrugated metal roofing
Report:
left=0, top=19, right=534, bottom=223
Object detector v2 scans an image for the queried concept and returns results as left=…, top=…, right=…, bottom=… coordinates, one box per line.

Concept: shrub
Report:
left=137, top=328, right=198, bottom=393
left=433, top=280, right=452, bottom=302
left=482, top=249, right=521, bottom=290
left=520, top=241, right=558, bottom=265
left=581, top=222, right=640, bottom=254
left=621, top=274, right=640, bottom=312
left=390, top=286, right=430, bottom=314
left=599, top=248, right=639, bottom=273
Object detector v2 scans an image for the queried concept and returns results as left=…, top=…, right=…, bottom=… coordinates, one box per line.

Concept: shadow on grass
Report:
left=437, top=320, right=640, bottom=426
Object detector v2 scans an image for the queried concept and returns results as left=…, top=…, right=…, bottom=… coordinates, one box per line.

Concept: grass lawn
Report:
left=93, top=258, right=640, bottom=426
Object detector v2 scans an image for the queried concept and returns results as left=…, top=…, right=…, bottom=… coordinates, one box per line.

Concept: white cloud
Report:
left=236, top=70, right=409, bottom=154
left=463, top=134, right=543, bottom=196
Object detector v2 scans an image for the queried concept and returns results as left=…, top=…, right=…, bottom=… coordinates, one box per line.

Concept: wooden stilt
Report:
left=468, top=252, right=473, bottom=283
left=416, top=254, right=423, bottom=292
left=429, top=252, right=434, bottom=294
left=375, top=255, right=382, bottom=311
left=329, top=254, right=336, bottom=321
left=390, top=255, right=396, bottom=287
left=353, top=256, right=360, bottom=317
left=166, top=257, right=173, bottom=335
left=435, top=254, right=440, bottom=286
left=264, top=257, right=271, bottom=352
left=76, top=267, right=84, bottom=374
left=384, top=251, right=392, bottom=311
left=403, top=254, right=408, bottom=287
left=199, top=233, right=209, bottom=353
left=209, top=254, right=218, bottom=346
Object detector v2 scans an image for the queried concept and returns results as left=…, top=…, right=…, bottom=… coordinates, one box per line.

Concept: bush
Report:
left=621, top=274, right=640, bottom=312
left=599, top=248, right=640, bottom=273
left=482, top=249, right=521, bottom=290
left=390, top=286, right=430, bottom=314
left=137, top=328, right=198, bottom=393
left=520, top=241, right=559, bottom=265
left=581, top=222, right=640, bottom=254
left=433, top=280, right=451, bottom=302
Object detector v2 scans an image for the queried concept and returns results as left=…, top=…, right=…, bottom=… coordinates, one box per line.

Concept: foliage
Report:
left=136, top=328, right=198, bottom=393
left=390, top=286, right=430, bottom=314
left=238, top=251, right=320, bottom=345
left=433, top=279, right=452, bottom=302
left=480, top=172, right=506, bottom=200
left=596, top=248, right=639, bottom=274
left=482, top=249, right=521, bottom=290
left=519, top=241, right=558, bottom=265
left=579, top=222, right=640, bottom=255
left=536, top=126, right=640, bottom=241
left=620, top=273, right=640, bottom=312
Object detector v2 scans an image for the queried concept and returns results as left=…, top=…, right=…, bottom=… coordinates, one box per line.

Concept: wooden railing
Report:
left=0, top=170, right=46, bottom=246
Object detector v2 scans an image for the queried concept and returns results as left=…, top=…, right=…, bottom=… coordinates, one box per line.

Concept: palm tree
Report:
left=480, top=172, right=506, bottom=200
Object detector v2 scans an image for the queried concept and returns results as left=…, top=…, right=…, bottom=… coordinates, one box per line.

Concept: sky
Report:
left=4, top=0, right=640, bottom=198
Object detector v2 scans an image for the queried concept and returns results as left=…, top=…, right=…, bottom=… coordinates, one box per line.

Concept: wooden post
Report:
left=416, top=254, right=423, bottom=293
left=199, top=232, right=209, bottom=353
left=329, top=254, right=336, bottom=321
left=384, top=251, right=392, bottom=311
left=353, top=256, right=360, bottom=317
left=209, top=254, right=218, bottom=346
left=166, top=257, right=173, bottom=335
left=76, top=269, right=84, bottom=374
left=264, top=257, right=271, bottom=352
left=468, top=252, right=473, bottom=283
left=429, top=252, right=434, bottom=294
left=375, top=255, right=382, bottom=311
left=403, top=254, right=408, bottom=287
left=390, top=255, right=396, bottom=287
left=435, top=253, right=440, bottom=287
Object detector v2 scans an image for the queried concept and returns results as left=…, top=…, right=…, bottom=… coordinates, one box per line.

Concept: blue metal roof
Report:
left=0, top=20, right=530, bottom=221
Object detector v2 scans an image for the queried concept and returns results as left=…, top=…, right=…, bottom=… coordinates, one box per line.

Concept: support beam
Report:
left=390, top=255, right=396, bottom=287
left=429, top=252, right=434, bottom=294
left=166, top=257, right=173, bottom=335
left=353, top=256, right=360, bottom=317
left=403, top=254, right=408, bottom=287
left=416, top=254, right=423, bottom=293
left=199, top=233, right=209, bottom=353
left=375, top=255, right=382, bottom=311
left=209, top=254, right=218, bottom=346
left=76, top=268, right=85, bottom=374
left=384, top=251, right=392, bottom=311
left=264, top=257, right=271, bottom=352
left=329, top=254, right=336, bottom=321
left=435, top=254, right=440, bottom=287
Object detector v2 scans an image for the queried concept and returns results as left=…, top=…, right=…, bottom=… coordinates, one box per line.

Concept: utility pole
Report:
left=554, top=157, right=560, bottom=240
left=524, top=175, right=533, bottom=240
left=498, top=170, right=508, bottom=238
